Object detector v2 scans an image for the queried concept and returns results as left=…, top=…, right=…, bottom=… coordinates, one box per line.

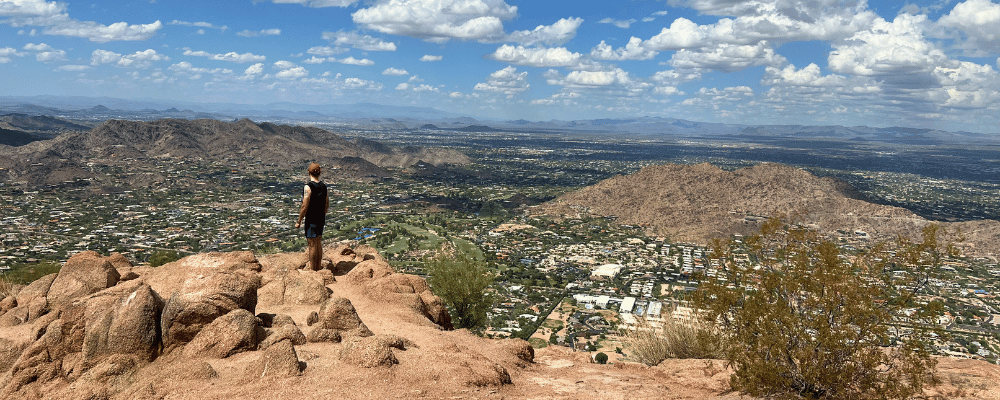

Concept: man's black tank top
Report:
left=305, top=180, right=327, bottom=225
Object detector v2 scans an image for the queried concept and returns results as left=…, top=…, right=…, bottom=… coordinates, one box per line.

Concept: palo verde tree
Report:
left=424, top=244, right=495, bottom=332
left=694, top=217, right=948, bottom=399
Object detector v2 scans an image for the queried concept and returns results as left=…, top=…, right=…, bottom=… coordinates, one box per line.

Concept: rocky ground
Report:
left=0, top=245, right=998, bottom=399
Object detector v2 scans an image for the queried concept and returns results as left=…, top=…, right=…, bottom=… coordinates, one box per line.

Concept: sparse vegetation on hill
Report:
left=695, top=217, right=947, bottom=399
left=424, top=246, right=495, bottom=332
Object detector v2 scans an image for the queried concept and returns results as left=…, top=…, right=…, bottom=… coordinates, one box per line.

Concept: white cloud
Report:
left=352, top=0, right=517, bottom=43
left=307, top=46, right=349, bottom=56
left=302, top=56, right=326, bottom=64
left=168, top=61, right=234, bottom=81
left=669, top=41, right=786, bottom=72
left=169, top=20, right=227, bottom=31
left=57, top=64, right=89, bottom=71
left=762, top=63, right=847, bottom=87
left=23, top=42, right=65, bottom=62
left=184, top=49, right=266, bottom=63
left=474, top=66, right=529, bottom=96
left=420, top=54, right=443, bottom=62
left=506, top=17, right=583, bottom=46
left=828, top=14, right=945, bottom=78
left=257, top=0, right=359, bottom=7
left=2, top=0, right=163, bottom=42
left=0, top=47, right=23, bottom=63
left=237, top=28, right=281, bottom=37
left=449, top=91, right=464, bottom=98
left=486, top=45, right=582, bottom=67
left=591, top=37, right=658, bottom=61
left=382, top=67, right=409, bottom=75
left=937, top=0, right=1000, bottom=55
left=245, top=63, right=264, bottom=76
left=651, top=69, right=702, bottom=85
left=331, top=56, right=374, bottom=66
left=322, top=31, right=397, bottom=51
left=395, top=82, right=409, bottom=90
left=272, top=60, right=309, bottom=79
left=598, top=17, right=637, bottom=29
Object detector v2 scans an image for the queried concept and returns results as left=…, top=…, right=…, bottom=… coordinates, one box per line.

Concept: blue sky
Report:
left=1, top=0, right=998, bottom=132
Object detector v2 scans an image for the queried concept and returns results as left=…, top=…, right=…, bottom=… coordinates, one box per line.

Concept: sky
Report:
left=1, top=0, right=999, bottom=132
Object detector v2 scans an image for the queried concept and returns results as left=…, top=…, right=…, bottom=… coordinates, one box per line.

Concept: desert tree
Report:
left=424, top=244, right=496, bottom=332
left=694, top=217, right=948, bottom=399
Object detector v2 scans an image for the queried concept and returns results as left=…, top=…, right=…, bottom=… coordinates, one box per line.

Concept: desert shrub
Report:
left=149, top=250, right=181, bottom=267
left=622, top=314, right=720, bottom=366
left=595, top=352, right=608, bottom=364
left=0, top=275, right=16, bottom=299
left=694, top=217, right=947, bottom=400
left=424, top=245, right=495, bottom=331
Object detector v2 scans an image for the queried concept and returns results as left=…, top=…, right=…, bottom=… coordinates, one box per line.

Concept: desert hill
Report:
left=535, top=163, right=1000, bottom=257
left=0, top=118, right=470, bottom=189
left=0, top=247, right=997, bottom=399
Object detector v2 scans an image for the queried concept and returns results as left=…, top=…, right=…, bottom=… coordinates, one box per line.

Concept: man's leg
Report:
left=308, top=237, right=322, bottom=270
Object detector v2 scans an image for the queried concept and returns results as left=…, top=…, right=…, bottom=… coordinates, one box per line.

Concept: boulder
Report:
left=314, top=297, right=372, bottom=339
left=0, top=273, right=57, bottom=327
left=242, top=339, right=301, bottom=381
left=338, top=335, right=402, bottom=368
left=81, top=281, right=163, bottom=365
left=326, top=244, right=361, bottom=275
left=306, top=327, right=341, bottom=343
left=498, top=338, right=535, bottom=367
left=431, top=343, right=512, bottom=387
left=344, top=258, right=394, bottom=285
left=106, top=252, right=134, bottom=277
left=183, top=309, right=264, bottom=359
left=0, top=295, right=16, bottom=314
left=159, top=253, right=262, bottom=353
left=257, top=313, right=296, bottom=328
left=258, top=269, right=330, bottom=307
left=260, top=323, right=307, bottom=350
left=0, top=338, right=29, bottom=373
left=306, top=311, right=319, bottom=326
left=46, top=250, right=120, bottom=311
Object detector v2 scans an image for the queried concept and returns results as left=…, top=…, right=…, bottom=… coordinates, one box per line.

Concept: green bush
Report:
left=694, top=217, right=946, bottom=399
left=149, top=250, right=181, bottom=267
left=594, top=352, right=608, bottom=364
left=424, top=245, right=495, bottom=332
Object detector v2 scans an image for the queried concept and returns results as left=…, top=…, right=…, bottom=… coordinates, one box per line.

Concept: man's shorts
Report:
left=305, top=223, right=324, bottom=238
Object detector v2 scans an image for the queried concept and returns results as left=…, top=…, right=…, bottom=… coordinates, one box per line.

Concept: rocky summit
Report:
left=0, top=246, right=998, bottom=399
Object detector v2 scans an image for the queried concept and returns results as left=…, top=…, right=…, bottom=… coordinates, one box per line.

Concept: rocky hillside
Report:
left=0, top=118, right=470, bottom=188
left=535, top=163, right=1000, bottom=257
left=1, top=247, right=998, bottom=399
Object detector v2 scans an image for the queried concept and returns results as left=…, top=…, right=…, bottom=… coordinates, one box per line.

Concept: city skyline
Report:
left=1, top=0, right=999, bottom=133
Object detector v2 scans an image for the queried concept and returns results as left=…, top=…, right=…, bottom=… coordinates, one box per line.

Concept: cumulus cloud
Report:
left=591, top=37, right=657, bottom=60
left=273, top=60, right=309, bottom=79
left=183, top=49, right=266, bottom=63
left=420, top=54, right=443, bottom=62
left=474, top=66, right=529, bottom=96
left=506, top=17, right=582, bottom=46
left=322, top=31, right=397, bottom=51
left=2, top=0, right=163, bottom=42
left=828, top=14, right=946, bottom=79
left=237, top=28, right=281, bottom=37
left=255, top=0, right=359, bottom=7
left=0, top=47, right=23, bottom=63
left=669, top=41, right=786, bottom=72
left=307, top=46, right=348, bottom=56
left=486, top=45, right=582, bottom=67
left=23, top=42, right=65, bottom=62
left=937, top=0, right=1000, bottom=55
left=761, top=63, right=848, bottom=87
left=169, top=20, right=227, bottom=31
left=168, top=61, right=234, bottom=80
left=396, top=82, right=439, bottom=92
left=598, top=17, right=637, bottom=29
left=57, top=64, right=89, bottom=71
left=330, top=56, right=374, bottom=66
left=352, top=0, right=517, bottom=43
left=90, top=49, right=169, bottom=68
left=302, top=56, right=326, bottom=64
left=245, top=63, right=264, bottom=76
left=382, top=67, right=409, bottom=75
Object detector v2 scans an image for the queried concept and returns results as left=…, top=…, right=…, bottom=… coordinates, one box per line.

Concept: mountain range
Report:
left=0, top=118, right=469, bottom=190
left=535, top=163, right=1000, bottom=258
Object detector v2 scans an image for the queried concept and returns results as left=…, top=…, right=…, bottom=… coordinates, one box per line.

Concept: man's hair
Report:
left=308, top=163, right=322, bottom=177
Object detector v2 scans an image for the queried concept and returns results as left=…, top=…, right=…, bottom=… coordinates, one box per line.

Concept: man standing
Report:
left=296, top=162, right=329, bottom=270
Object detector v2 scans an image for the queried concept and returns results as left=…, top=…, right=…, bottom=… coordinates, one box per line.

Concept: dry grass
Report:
left=622, top=315, right=720, bottom=366
left=0, top=275, right=17, bottom=299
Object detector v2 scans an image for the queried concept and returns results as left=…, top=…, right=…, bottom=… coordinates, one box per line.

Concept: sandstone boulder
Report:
left=0, top=273, right=57, bottom=327
left=338, top=335, right=406, bottom=368
left=315, top=297, right=372, bottom=339
left=158, top=252, right=262, bottom=353
left=344, top=258, right=394, bottom=285
left=431, top=343, right=512, bottom=387
left=258, top=269, right=330, bottom=307
left=306, top=327, right=341, bottom=343
left=243, top=339, right=301, bottom=381
left=498, top=338, right=534, bottom=367
left=107, top=252, right=134, bottom=277
left=183, top=308, right=264, bottom=359
left=46, top=250, right=120, bottom=311
left=260, top=323, right=307, bottom=350
left=326, top=244, right=361, bottom=275
left=0, top=338, right=29, bottom=373
left=81, top=281, right=163, bottom=365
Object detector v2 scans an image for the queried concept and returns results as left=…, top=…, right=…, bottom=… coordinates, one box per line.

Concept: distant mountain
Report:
left=0, top=127, right=37, bottom=147
left=535, top=163, right=1000, bottom=256
left=0, top=118, right=470, bottom=189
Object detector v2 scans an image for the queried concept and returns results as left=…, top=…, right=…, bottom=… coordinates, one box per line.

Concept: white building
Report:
left=620, top=296, right=636, bottom=314
left=591, top=263, right=623, bottom=280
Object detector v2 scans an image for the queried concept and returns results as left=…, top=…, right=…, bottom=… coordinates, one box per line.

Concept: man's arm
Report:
left=296, top=185, right=311, bottom=228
